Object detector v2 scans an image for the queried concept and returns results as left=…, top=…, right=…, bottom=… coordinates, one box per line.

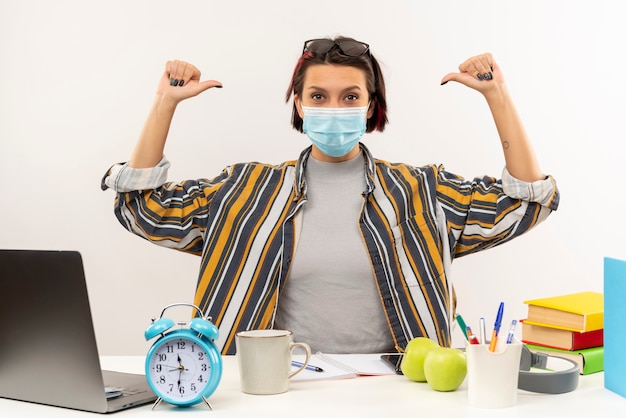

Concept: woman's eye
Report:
left=311, top=93, right=324, bottom=101
left=345, top=94, right=358, bottom=101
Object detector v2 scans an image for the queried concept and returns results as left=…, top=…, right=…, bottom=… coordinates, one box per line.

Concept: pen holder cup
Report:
left=466, top=340, right=522, bottom=409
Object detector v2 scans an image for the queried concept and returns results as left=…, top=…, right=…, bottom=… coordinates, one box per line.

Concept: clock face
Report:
left=146, top=335, right=214, bottom=404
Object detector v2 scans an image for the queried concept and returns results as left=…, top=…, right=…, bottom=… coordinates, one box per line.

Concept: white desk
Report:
left=1, top=356, right=624, bottom=417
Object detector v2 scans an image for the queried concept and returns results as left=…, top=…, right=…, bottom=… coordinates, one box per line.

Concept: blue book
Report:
left=604, top=257, right=626, bottom=397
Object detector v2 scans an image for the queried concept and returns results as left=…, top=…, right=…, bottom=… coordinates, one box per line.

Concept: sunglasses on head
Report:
left=302, top=39, right=370, bottom=57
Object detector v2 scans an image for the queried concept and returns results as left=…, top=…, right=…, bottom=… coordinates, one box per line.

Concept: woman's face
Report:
left=295, top=64, right=372, bottom=112
left=295, top=64, right=374, bottom=162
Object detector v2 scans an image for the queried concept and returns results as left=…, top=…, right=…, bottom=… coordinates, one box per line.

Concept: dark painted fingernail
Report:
left=477, top=73, right=484, bottom=80
left=490, top=66, right=494, bottom=71
left=215, top=85, right=223, bottom=88
left=169, top=78, right=177, bottom=86
left=178, top=80, right=184, bottom=86
left=484, top=73, right=492, bottom=80
left=440, top=81, right=448, bottom=85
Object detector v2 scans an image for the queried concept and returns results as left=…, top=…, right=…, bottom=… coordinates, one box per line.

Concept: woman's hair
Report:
left=285, top=36, right=388, bottom=133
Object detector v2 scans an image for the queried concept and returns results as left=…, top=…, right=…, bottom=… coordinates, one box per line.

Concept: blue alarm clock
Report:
left=144, top=303, right=222, bottom=408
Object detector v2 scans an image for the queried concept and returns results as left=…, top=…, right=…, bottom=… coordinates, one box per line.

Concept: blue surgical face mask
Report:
left=302, top=106, right=368, bottom=157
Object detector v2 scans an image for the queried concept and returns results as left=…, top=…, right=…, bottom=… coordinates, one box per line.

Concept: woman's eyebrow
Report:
left=305, top=84, right=364, bottom=92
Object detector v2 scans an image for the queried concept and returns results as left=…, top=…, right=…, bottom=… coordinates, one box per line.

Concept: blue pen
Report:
left=506, top=319, right=518, bottom=344
left=292, top=360, right=324, bottom=372
left=488, top=302, right=504, bottom=352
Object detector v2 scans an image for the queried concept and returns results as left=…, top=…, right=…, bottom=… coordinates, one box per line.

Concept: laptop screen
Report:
left=0, top=249, right=154, bottom=413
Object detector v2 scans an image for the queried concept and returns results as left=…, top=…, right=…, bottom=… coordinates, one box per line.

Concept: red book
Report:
left=521, top=319, right=603, bottom=351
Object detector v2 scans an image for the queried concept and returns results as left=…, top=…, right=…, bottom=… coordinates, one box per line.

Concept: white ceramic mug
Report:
left=235, top=329, right=311, bottom=395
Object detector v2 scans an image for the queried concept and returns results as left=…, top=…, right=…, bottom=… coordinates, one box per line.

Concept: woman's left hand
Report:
left=440, top=52, right=503, bottom=95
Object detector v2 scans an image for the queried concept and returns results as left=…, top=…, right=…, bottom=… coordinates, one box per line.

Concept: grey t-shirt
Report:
left=274, top=152, right=395, bottom=354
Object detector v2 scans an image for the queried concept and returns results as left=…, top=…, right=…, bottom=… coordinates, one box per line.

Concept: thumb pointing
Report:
left=440, top=72, right=459, bottom=86
left=197, top=79, right=223, bottom=93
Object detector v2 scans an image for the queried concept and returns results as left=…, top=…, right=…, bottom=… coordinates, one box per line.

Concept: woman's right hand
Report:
left=157, top=60, right=223, bottom=104
left=128, top=61, right=222, bottom=168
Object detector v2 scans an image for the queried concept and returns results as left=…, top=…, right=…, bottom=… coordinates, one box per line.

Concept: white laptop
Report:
left=0, top=249, right=157, bottom=413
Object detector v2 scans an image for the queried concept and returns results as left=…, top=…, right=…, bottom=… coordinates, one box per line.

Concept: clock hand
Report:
left=159, top=364, right=190, bottom=373
left=176, top=354, right=185, bottom=389
left=176, top=354, right=189, bottom=372
left=159, top=364, right=181, bottom=371
left=177, top=364, right=183, bottom=389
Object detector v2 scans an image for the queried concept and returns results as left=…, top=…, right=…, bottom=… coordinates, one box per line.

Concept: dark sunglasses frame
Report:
left=302, top=39, right=370, bottom=57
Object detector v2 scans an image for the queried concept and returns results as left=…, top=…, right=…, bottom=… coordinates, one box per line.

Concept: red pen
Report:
left=466, top=326, right=480, bottom=345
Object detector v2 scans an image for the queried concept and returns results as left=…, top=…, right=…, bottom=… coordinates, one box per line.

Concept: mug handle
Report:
left=287, top=342, right=311, bottom=378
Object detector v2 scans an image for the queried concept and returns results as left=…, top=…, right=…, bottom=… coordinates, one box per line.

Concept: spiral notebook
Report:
left=291, top=352, right=397, bottom=381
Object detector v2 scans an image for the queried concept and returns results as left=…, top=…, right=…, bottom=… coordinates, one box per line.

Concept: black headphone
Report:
left=518, top=345, right=580, bottom=394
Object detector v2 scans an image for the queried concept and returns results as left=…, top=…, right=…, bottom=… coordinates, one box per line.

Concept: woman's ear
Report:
left=367, top=100, right=375, bottom=119
left=294, top=94, right=304, bottom=119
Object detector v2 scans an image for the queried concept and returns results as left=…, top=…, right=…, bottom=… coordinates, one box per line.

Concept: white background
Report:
left=1, top=0, right=623, bottom=355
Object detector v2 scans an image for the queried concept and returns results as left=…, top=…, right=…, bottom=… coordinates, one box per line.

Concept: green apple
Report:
left=400, top=337, right=440, bottom=382
left=423, top=347, right=467, bottom=392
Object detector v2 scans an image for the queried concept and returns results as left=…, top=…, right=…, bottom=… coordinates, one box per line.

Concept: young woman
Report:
left=102, top=36, right=559, bottom=355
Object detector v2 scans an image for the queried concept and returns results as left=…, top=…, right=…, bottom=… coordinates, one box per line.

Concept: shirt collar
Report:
left=294, top=143, right=376, bottom=199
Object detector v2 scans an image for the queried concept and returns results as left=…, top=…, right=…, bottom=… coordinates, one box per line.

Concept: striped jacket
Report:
left=103, top=144, right=559, bottom=354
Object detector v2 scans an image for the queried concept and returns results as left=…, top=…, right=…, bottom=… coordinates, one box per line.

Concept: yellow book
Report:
left=523, top=291, right=603, bottom=332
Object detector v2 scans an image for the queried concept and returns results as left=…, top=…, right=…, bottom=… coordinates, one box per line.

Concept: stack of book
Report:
left=521, top=291, right=604, bottom=375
